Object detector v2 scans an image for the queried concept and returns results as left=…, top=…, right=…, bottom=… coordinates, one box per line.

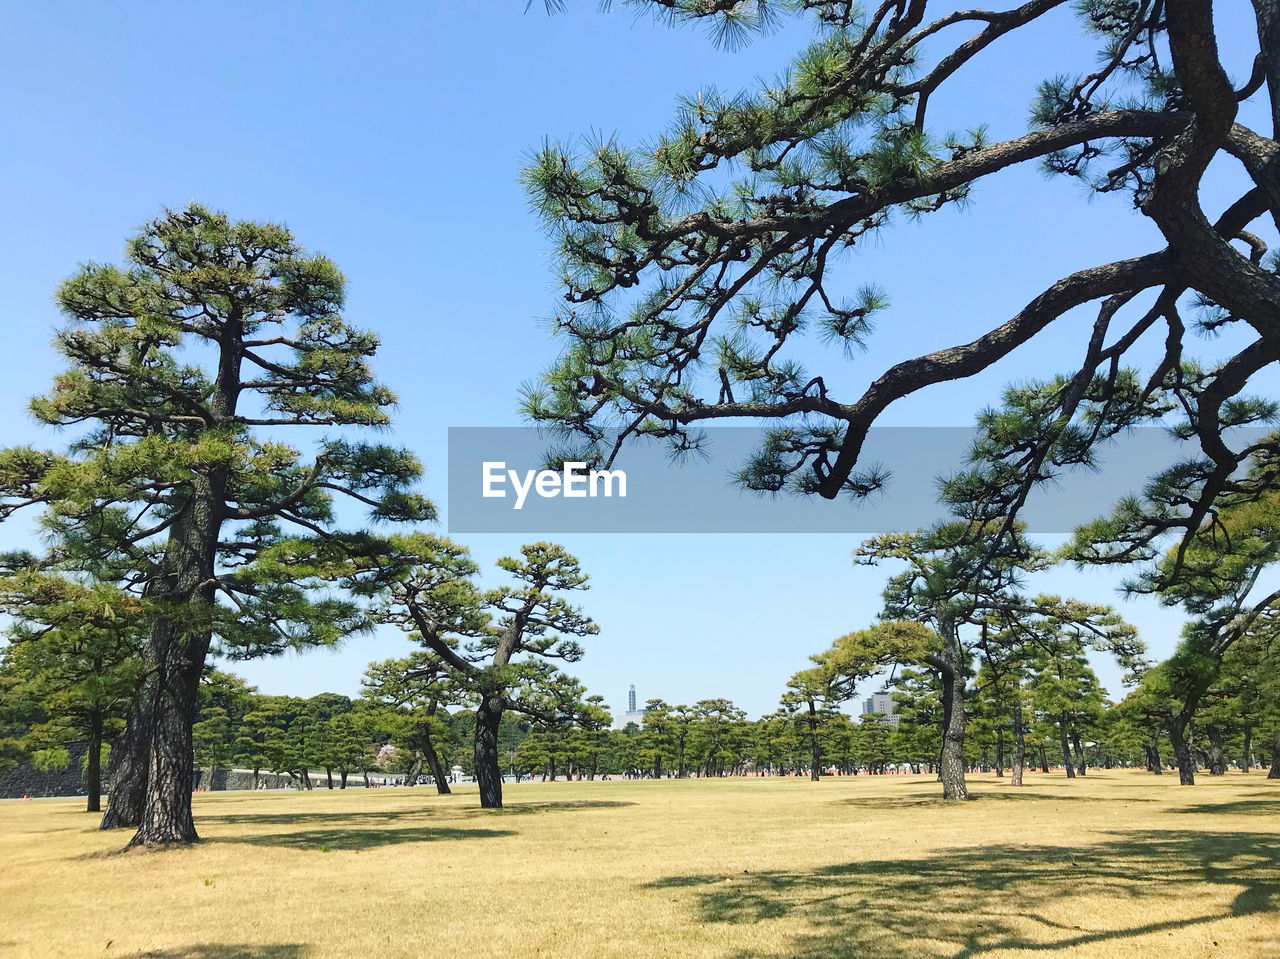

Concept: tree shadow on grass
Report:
left=74, top=823, right=518, bottom=858
left=645, top=831, right=1280, bottom=958
left=75, top=800, right=631, bottom=855
left=198, top=798, right=634, bottom=828
left=829, top=791, right=1158, bottom=811
left=215, top=824, right=517, bottom=851
left=126, top=946, right=308, bottom=959
left=968, top=788, right=1161, bottom=802
left=1169, top=798, right=1280, bottom=816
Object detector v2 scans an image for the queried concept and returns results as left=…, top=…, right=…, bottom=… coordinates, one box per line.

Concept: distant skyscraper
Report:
left=862, top=690, right=901, bottom=727
left=612, top=684, right=647, bottom=730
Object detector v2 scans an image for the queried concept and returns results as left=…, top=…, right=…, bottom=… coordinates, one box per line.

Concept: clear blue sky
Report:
left=0, top=1, right=1271, bottom=716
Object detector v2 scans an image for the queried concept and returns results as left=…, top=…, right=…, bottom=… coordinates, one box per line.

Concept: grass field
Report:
left=1, top=770, right=1277, bottom=959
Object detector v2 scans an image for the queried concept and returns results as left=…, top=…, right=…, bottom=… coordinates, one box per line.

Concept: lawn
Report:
left=1, top=770, right=1277, bottom=959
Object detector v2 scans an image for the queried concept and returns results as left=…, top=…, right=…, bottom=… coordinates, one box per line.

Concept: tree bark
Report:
left=128, top=466, right=224, bottom=847
left=1242, top=726, right=1253, bottom=773
left=423, top=730, right=451, bottom=796
left=1167, top=718, right=1196, bottom=785
left=100, top=676, right=154, bottom=829
left=85, top=705, right=103, bottom=813
left=935, top=650, right=968, bottom=800
left=807, top=699, right=821, bottom=782
left=1038, top=743, right=1049, bottom=774
left=1206, top=724, right=1226, bottom=775
left=1071, top=729, right=1087, bottom=776
left=1011, top=701, right=1026, bottom=786
left=1268, top=726, right=1280, bottom=780
left=474, top=695, right=504, bottom=808
left=128, top=629, right=203, bottom=847
left=1059, top=718, right=1076, bottom=778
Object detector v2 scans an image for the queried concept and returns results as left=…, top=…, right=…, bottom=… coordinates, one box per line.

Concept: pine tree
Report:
left=379, top=539, right=598, bottom=807
left=0, top=566, right=145, bottom=812
left=524, top=0, right=1278, bottom=561
left=362, top=653, right=464, bottom=794
left=0, top=205, right=432, bottom=845
left=1089, top=455, right=1280, bottom=785
left=639, top=699, right=676, bottom=779
left=781, top=666, right=843, bottom=781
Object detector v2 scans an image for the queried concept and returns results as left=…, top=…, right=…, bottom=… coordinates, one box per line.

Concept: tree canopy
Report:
left=523, top=0, right=1277, bottom=569
left=0, top=205, right=433, bottom=845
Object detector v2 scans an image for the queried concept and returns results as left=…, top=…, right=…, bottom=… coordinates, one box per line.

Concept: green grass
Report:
left=1, top=770, right=1277, bottom=958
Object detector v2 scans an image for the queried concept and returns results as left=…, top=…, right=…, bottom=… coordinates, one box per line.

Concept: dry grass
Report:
left=1, top=770, right=1277, bottom=959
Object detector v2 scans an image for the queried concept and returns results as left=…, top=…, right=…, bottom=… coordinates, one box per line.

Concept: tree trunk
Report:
left=325, top=768, right=335, bottom=789
left=1038, top=743, right=1049, bottom=774
left=1242, top=727, right=1253, bottom=773
left=85, top=705, right=104, bottom=813
left=1206, top=724, right=1226, bottom=775
left=1167, top=718, right=1196, bottom=785
left=994, top=727, right=1004, bottom=778
left=474, top=695, right=504, bottom=808
left=1268, top=726, right=1280, bottom=780
left=423, top=731, right=451, bottom=796
left=252, top=767, right=260, bottom=790
left=127, top=465, right=224, bottom=847
left=1011, top=702, right=1026, bottom=786
left=340, top=770, right=348, bottom=789
left=1071, top=729, right=1087, bottom=776
left=100, top=677, right=154, bottom=829
left=807, top=700, right=821, bottom=782
left=937, top=654, right=968, bottom=800
left=1059, top=718, right=1075, bottom=778
left=127, top=632, right=204, bottom=847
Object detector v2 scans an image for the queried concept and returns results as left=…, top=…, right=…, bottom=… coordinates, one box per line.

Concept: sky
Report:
left=0, top=1, right=1272, bottom=718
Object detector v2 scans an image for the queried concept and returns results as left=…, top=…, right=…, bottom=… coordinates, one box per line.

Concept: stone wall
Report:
left=194, top=768, right=372, bottom=790
left=1, top=760, right=371, bottom=799
left=0, top=746, right=87, bottom=799
left=194, top=768, right=297, bottom=791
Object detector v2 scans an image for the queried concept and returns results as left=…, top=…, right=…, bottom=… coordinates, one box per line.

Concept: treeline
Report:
left=177, top=650, right=1280, bottom=790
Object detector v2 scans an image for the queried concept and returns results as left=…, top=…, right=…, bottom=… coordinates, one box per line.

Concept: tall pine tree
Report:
left=0, top=205, right=432, bottom=845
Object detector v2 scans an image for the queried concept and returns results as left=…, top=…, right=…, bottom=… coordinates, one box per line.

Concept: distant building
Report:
left=861, top=690, right=902, bottom=728
left=612, top=683, right=648, bottom=730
